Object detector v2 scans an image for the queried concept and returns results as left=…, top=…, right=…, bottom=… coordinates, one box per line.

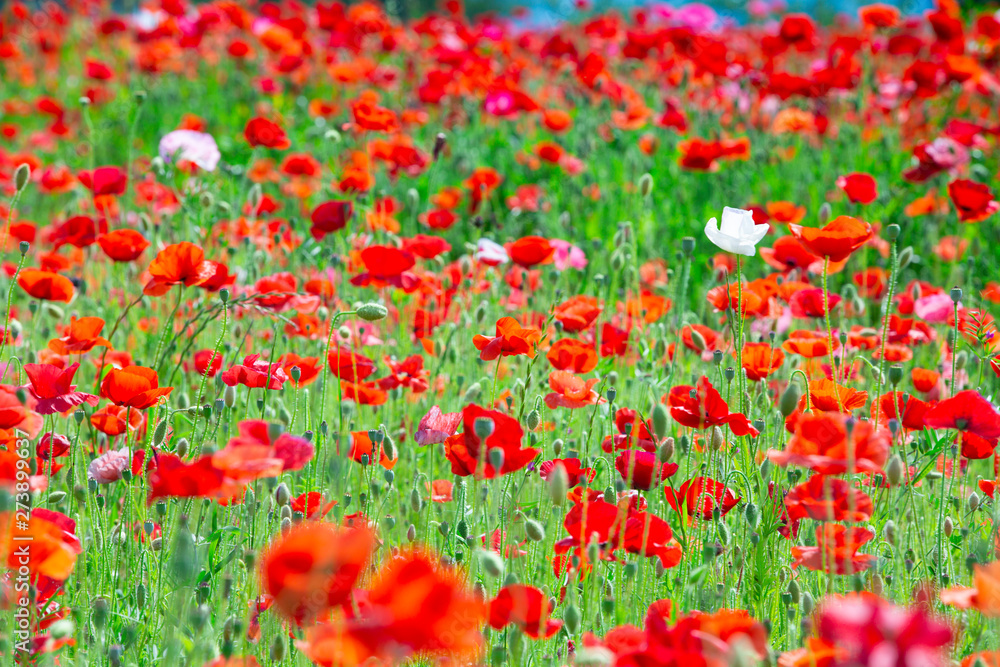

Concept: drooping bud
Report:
left=651, top=403, right=669, bottom=440
left=356, top=302, right=388, bottom=322
left=14, top=163, right=31, bottom=191
left=779, top=383, right=801, bottom=416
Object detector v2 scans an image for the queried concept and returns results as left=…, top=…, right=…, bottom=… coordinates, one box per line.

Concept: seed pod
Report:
left=779, top=383, right=801, bottom=416
left=488, top=447, right=504, bottom=471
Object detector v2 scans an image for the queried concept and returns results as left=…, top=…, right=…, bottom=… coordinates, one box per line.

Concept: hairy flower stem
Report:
left=872, top=239, right=898, bottom=430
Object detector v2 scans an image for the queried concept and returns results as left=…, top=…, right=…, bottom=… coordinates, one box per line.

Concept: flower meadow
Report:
left=3, top=0, right=1000, bottom=665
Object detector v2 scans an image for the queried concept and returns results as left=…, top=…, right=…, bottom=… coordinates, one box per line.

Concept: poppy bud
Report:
left=270, top=635, right=286, bottom=662
left=438, top=520, right=449, bottom=537
left=356, top=302, right=388, bottom=322
left=944, top=516, right=954, bottom=537
left=525, top=519, right=545, bottom=542
left=463, top=382, right=481, bottom=403
left=651, top=403, right=669, bottom=440
left=885, top=223, right=900, bottom=241
left=153, top=419, right=167, bottom=446
left=280, top=516, right=292, bottom=535
left=883, top=520, right=896, bottom=545
left=690, top=329, right=707, bottom=352
left=474, top=417, right=495, bottom=440
left=788, top=579, right=801, bottom=605
left=14, top=163, right=30, bottom=192
left=175, top=437, right=189, bottom=458
left=956, top=351, right=967, bottom=371
left=801, top=592, right=815, bottom=615
left=88, top=603, right=115, bottom=644
left=479, top=550, right=504, bottom=578
left=681, top=237, right=695, bottom=255
left=223, top=385, right=236, bottom=408
left=433, top=132, right=447, bottom=160
left=526, top=409, right=540, bottom=431
left=564, top=602, right=581, bottom=634
left=950, top=287, right=962, bottom=303
left=897, top=246, right=913, bottom=269
left=818, top=202, right=831, bottom=225
left=779, top=383, right=801, bottom=417
left=638, top=173, right=653, bottom=198
left=456, top=519, right=469, bottom=538
left=548, top=463, right=569, bottom=506
left=969, top=492, right=981, bottom=512
left=657, top=438, right=674, bottom=463
left=274, top=483, right=290, bottom=506
left=744, top=502, right=760, bottom=529
left=885, top=455, right=904, bottom=486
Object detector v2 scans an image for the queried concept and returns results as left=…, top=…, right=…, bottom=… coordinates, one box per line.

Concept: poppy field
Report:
left=4, top=0, right=1000, bottom=665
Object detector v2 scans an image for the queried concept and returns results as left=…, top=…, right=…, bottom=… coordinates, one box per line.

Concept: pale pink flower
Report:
left=551, top=239, right=588, bottom=271
left=89, top=448, right=131, bottom=484
left=415, top=406, right=462, bottom=446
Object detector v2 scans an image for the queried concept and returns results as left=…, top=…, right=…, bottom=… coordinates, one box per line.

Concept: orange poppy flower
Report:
left=299, top=549, right=485, bottom=665
left=544, top=371, right=603, bottom=409
left=738, top=342, right=784, bottom=381
left=706, top=283, right=764, bottom=315
left=507, top=236, right=555, bottom=268
left=281, top=353, right=322, bottom=387
left=554, top=295, right=602, bottom=332
left=782, top=330, right=839, bottom=358
left=792, top=524, right=876, bottom=574
left=48, top=316, right=111, bottom=355
left=90, top=403, right=145, bottom=437
left=542, top=108, right=572, bottom=133
left=2, top=508, right=82, bottom=581
left=259, top=522, right=374, bottom=626
left=348, top=431, right=398, bottom=469
left=941, top=560, right=1000, bottom=615
left=473, top=317, right=542, bottom=361
left=803, top=378, right=868, bottom=413
left=340, top=380, right=387, bottom=406
left=17, top=268, right=74, bottom=302
left=546, top=338, right=598, bottom=373
left=789, top=216, right=873, bottom=262
left=769, top=411, right=890, bottom=475
left=911, top=367, right=940, bottom=392
left=100, top=366, right=173, bottom=410
left=143, top=242, right=214, bottom=296
left=766, top=201, right=807, bottom=224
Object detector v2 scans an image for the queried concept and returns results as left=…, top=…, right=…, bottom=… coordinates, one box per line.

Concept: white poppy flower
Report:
left=704, top=206, right=767, bottom=256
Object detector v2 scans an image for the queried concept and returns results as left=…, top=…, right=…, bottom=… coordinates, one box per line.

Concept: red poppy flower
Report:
left=546, top=338, right=598, bottom=373
left=924, top=390, right=1000, bottom=441
left=79, top=165, right=127, bottom=196
left=911, top=367, right=940, bottom=393
left=666, top=376, right=759, bottom=437
left=100, top=366, right=173, bottom=410
left=4, top=508, right=82, bottom=582
left=259, top=522, right=374, bottom=625
left=489, top=585, right=562, bottom=639
left=870, top=391, right=931, bottom=431
left=340, top=380, right=387, bottom=406
left=23, top=362, right=99, bottom=415
left=221, top=355, right=288, bottom=390
left=143, top=242, right=215, bottom=296
left=444, top=404, right=538, bottom=479
left=348, top=430, right=398, bottom=469
left=349, top=245, right=419, bottom=291
left=50, top=215, right=106, bottom=248
left=98, top=229, right=149, bottom=262
left=327, top=349, right=376, bottom=383
left=760, top=236, right=823, bottom=273
left=280, top=353, right=322, bottom=387
left=401, top=234, right=450, bottom=260
left=948, top=179, right=999, bottom=222
left=836, top=172, right=878, bottom=204
left=615, top=450, right=678, bottom=490
left=619, top=510, right=683, bottom=568
left=792, top=524, right=876, bottom=574
left=538, top=458, right=596, bottom=487
left=473, top=317, right=542, bottom=361
left=507, top=236, right=555, bottom=268
left=309, top=200, right=352, bottom=240
left=192, top=350, right=223, bottom=377
left=90, top=404, right=145, bottom=437
left=18, top=269, right=75, bottom=302
left=783, top=329, right=839, bottom=358
left=244, top=117, right=290, bottom=149
left=146, top=453, right=227, bottom=502
left=213, top=420, right=314, bottom=481
left=665, top=476, right=741, bottom=519
left=784, top=474, right=874, bottom=522
left=290, top=492, right=337, bottom=519
left=789, top=216, right=873, bottom=262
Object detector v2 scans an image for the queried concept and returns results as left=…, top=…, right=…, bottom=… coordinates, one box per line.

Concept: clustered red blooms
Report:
left=1, top=0, right=1000, bottom=664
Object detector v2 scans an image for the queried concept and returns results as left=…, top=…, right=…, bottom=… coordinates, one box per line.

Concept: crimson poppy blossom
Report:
left=792, top=524, right=876, bottom=574
left=924, top=390, right=1000, bottom=442
left=18, top=269, right=75, bottom=303
left=445, top=404, right=538, bottom=478
left=473, top=317, right=542, bottom=361
left=666, top=376, right=759, bottom=437
left=98, top=229, right=149, bottom=262
left=489, top=585, right=562, bottom=639
left=836, top=172, right=878, bottom=204
left=948, top=179, right=999, bottom=222
left=221, top=355, right=288, bottom=390
left=665, top=476, right=741, bottom=519
left=244, top=117, right=290, bottom=149
left=615, top=450, right=678, bottom=490
left=538, top=458, right=596, bottom=487
left=23, top=362, right=99, bottom=414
